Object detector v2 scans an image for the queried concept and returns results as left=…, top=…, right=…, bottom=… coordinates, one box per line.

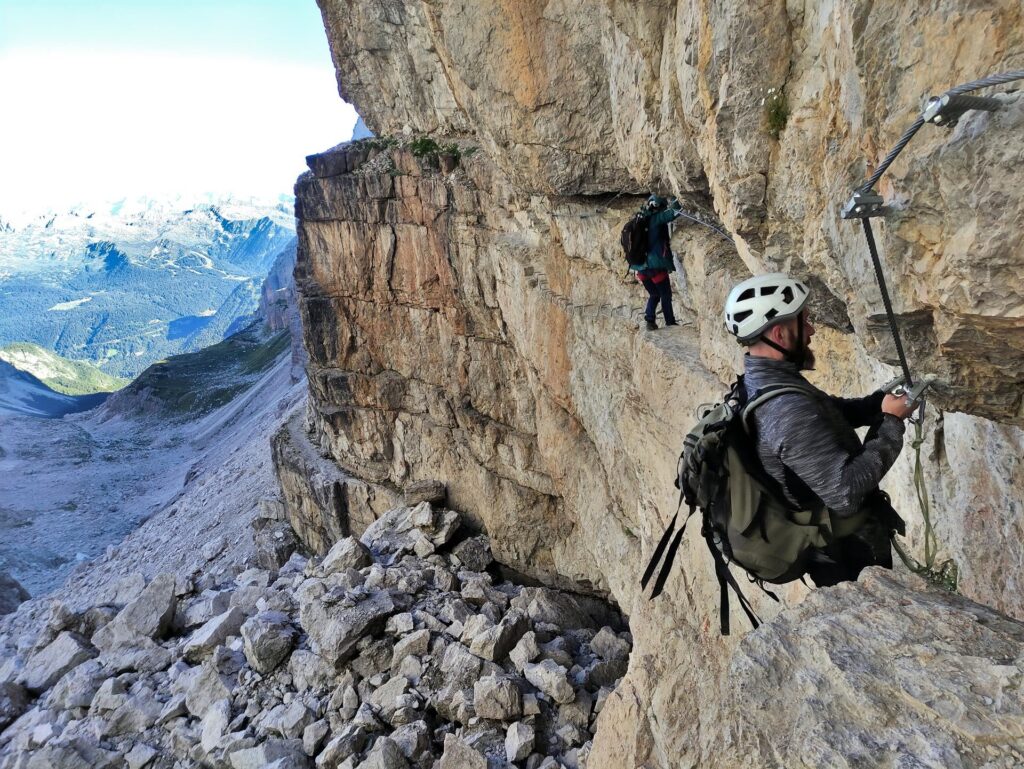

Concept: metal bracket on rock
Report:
left=841, top=190, right=886, bottom=220
left=922, top=93, right=1004, bottom=127
left=882, top=374, right=937, bottom=404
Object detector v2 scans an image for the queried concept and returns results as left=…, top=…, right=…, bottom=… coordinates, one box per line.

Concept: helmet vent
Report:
left=738, top=288, right=756, bottom=301
left=781, top=285, right=794, bottom=304
left=734, top=309, right=753, bottom=323
left=764, top=308, right=779, bottom=321
left=760, top=286, right=777, bottom=295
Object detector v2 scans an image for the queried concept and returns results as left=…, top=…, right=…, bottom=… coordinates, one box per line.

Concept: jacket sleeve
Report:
left=761, top=393, right=906, bottom=518
left=649, top=207, right=680, bottom=227
left=828, top=390, right=885, bottom=428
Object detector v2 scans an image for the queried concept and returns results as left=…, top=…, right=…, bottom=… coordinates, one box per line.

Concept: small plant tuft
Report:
left=408, top=136, right=441, bottom=157
left=760, top=87, right=789, bottom=139
left=365, top=135, right=399, bottom=151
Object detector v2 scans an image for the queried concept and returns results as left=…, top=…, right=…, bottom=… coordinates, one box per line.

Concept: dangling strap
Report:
left=703, top=528, right=761, bottom=635
left=650, top=522, right=688, bottom=599
left=640, top=497, right=696, bottom=598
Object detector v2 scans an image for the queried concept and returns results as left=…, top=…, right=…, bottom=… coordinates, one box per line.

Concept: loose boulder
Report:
left=19, top=632, right=96, bottom=694
left=241, top=611, right=296, bottom=674
left=0, top=571, right=30, bottom=616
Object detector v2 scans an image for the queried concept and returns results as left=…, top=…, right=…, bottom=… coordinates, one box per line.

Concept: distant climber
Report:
left=627, top=195, right=684, bottom=331
left=724, top=273, right=917, bottom=586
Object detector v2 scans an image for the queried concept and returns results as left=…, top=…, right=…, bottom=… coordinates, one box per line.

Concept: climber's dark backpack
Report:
left=640, top=377, right=838, bottom=634
left=620, top=211, right=652, bottom=267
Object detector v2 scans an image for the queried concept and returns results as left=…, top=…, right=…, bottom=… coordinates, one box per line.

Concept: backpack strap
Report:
left=640, top=495, right=697, bottom=599
left=704, top=526, right=762, bottom=635
left=740, top=383, right=819, bottom=434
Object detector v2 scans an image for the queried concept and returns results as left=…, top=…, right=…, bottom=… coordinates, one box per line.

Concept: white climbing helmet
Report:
left=724, top=273, right=810, bottom=342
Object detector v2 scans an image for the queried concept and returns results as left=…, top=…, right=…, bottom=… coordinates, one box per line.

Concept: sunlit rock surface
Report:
left=296, top=1, right=1024, bottom=765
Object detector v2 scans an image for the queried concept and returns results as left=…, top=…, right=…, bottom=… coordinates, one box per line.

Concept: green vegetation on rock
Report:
left=118, top=325, right=290, bottom=416
left=0, top=343, right=130, bottom=395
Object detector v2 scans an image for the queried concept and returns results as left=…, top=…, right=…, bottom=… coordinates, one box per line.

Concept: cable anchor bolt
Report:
left=841, top=190, right=886, bottom=220
left=922, top=93, right=1004, bottom=128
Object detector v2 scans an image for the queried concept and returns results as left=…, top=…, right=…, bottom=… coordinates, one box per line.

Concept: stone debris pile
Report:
left=0, top=500, right=630, bottom=768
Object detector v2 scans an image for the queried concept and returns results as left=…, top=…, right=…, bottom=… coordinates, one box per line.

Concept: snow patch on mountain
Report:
left=46, top=297, right=92, bottom=312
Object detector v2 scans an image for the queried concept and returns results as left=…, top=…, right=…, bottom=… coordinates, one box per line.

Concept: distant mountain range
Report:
left=0, top=197, right=296, bottom=377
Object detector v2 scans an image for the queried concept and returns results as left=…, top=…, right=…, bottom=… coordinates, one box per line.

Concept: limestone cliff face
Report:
left=293, top=1, right=1024, bottom=765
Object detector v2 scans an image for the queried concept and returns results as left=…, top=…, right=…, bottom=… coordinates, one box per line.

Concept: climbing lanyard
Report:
left=842, top=69, right=1024, bottom=591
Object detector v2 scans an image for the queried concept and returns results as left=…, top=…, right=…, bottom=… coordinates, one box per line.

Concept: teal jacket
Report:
left=629, top=200, right=681, bottom=273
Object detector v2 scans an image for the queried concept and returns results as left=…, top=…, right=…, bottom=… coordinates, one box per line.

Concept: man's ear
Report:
left=764, top=322, right=784, bottom=345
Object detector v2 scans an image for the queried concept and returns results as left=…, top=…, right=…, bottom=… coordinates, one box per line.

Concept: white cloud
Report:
left=0, top=49, right=357, bottom=213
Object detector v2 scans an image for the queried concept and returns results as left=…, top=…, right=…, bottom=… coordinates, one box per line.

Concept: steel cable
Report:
left=858, top=69, right=1024, bottom=193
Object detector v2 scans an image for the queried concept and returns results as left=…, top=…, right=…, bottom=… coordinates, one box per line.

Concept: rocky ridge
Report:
left=0, top=500, right=630, bottom=768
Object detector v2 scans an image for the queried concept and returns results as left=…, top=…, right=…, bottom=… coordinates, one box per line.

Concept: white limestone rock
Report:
left=89, top=677, right=127, bottom=713
left=185, top=656, right=235, bottom=719
left=315, top=723, right=369, bottom=767
left=178, top=588, right=234, bottom=630
left=93, top=572, right=177, bottom=648
left=228, top=738, right=306, bottom=769
left=390, top=720, right=431, bottom=761
left=386, top=612, right=415, bottom=636
left=299, top=589, right=395, bottom=665
left=44, top=657, right=105, bottom=711
left=321, top=537, right=373, bottom=575
left=182, top=606, right=245, bottom=663
left=201, top=698, right=233, bottom=753
left=509, top=631, right=540, bottom=673
left=358, top=737, right=409, bottom=769
left=505, top=721, right=535, bottom=762
left=438, top=734, right=487, bottom=769
left=524, top=660, right=575, bottom=705
left=473, top=675, right=522, bottom=721
left=125, top=742, right=159, bottom=769
left=470, top=608, right=529, bottom=662
left=391, top=629, right=430, bottom=669
left=303, top=718, right=329, bottom=756
left=19, top=632, right=96, bottom=694
left=289, top=649, right=335, bottom=692
left=589, top=626, right=630, bottom=663
left=241, top=611, right=296, bottom=674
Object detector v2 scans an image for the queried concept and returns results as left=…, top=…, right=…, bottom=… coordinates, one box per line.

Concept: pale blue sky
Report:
left=0, top=0, right=357, bottom=212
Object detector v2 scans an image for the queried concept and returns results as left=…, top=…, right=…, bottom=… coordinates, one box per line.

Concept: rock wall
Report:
left=292, top=1, right=1024, bottom=765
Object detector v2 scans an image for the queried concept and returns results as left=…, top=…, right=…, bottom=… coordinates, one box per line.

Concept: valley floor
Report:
left=0, top=351, right=305, bottom=601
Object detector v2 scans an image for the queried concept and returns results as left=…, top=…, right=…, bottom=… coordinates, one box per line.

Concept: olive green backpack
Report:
left=640, top=377, right=861, bottom=634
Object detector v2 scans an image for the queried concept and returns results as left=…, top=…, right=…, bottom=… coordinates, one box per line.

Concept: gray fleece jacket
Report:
left=742, top=356, right=905, bottom=518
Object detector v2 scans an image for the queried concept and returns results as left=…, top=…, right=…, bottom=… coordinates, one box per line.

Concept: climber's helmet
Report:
left=646, top=195, right=668, bottom=212
left=724, top=273, right=810, bottom=343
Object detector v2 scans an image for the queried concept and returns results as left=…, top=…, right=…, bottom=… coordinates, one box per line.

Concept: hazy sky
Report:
left=0, top=0, right=358, bottom=212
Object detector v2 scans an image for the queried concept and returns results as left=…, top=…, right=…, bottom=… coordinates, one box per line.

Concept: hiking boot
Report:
left=645, top=320, right=658, bottom=331
left=665, top=320, right=680, bottom=327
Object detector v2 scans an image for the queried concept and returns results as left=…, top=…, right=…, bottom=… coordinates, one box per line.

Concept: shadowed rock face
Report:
left=298, top=1, right=1024, bottom=766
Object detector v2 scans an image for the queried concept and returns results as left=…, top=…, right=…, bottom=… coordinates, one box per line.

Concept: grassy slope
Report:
left=120, top=325, right=291, bottom=416
left=0, top=343, right=130, bottom=395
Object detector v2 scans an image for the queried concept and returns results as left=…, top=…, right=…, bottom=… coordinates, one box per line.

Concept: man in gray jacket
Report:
left=724, top=273, right=917, bottom=586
